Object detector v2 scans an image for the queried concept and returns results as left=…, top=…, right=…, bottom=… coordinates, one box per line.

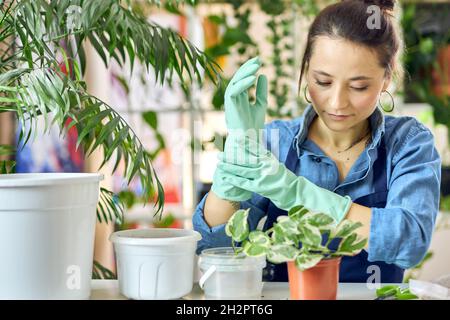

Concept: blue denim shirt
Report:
left=192, top=104, right=442, bottom=269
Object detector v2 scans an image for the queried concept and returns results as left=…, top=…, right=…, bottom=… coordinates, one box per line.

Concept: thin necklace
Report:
left=336, top=129, right=371, bottom=161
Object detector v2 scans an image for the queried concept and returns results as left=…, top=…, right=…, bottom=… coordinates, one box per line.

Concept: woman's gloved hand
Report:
left=224, top=56, right=267, bottom=132
left=212, top=57, right=267, bottom=202
left=216, top=137, right=353, bottom=224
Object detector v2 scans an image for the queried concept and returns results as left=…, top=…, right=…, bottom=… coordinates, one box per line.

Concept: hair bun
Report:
left=363, top=0, right=395, bottom=11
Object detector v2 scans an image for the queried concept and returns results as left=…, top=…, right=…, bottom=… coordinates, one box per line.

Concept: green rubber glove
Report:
left=217, top=137, right=353, bottom=224
left=212, top=57, right=268, bottom=202
left=224, top=56, right=267, bottom=132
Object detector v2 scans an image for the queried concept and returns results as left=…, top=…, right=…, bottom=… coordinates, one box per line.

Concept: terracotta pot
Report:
left=287, top=257, right=341, bottom=300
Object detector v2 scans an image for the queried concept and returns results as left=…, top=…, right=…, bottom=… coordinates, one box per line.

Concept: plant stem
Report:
left=231, top=239, right=237, bottom=254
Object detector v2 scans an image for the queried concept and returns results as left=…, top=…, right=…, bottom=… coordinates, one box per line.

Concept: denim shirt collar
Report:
left=293, top=104, right=385, bottom=157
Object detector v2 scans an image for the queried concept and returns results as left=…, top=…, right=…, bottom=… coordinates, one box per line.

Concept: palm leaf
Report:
left=1, top=65, right=165, bottom=219
left=97, top=187, right=124, bottom=225
left=12, top=0, right=222, bottom=88
left=0, top=0, right=219, bottom=222
left=92, top=260, right=116, bottom=280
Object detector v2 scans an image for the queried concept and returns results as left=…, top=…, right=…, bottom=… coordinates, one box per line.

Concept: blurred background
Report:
left=1, top=0, right=449, bottom=282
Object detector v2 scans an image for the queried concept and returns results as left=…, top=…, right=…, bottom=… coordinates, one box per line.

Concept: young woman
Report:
left=192, top=0, right=441, bottom=283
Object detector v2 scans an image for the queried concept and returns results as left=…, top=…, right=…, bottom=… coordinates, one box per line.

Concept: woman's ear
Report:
left=382, top=75, right=392, bottom=91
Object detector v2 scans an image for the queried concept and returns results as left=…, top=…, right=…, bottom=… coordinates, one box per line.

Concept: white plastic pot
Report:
left=198, top=247, right=266, bottom=299
left=110, top=228, right=202, bottom=300
left=0, top=173, right=103, bottom=299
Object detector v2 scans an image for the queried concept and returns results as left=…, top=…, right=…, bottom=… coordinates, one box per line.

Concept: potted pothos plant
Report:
left=225, top=205, right=368, bottom=300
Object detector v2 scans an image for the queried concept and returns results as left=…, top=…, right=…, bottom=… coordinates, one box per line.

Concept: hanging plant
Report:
left=265, top=12, right=292, bottom=117
left=258, top=0, right=322, bottom=118
left=205, top=0, right=259, bottom=111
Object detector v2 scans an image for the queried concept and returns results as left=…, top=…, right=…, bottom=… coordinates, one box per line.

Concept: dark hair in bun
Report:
left=363, top=0, right=395, bottom=11
left=298, top=0, right=403, bottom=92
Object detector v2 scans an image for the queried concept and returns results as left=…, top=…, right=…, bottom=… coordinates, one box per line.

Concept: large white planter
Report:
left=0, top=173, right=103, bottom=299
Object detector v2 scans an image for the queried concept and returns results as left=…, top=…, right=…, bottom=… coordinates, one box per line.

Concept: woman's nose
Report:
left=329, top=85, right=349, bottom=111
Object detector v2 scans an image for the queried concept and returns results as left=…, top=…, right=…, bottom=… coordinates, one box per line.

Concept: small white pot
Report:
left=0, top=173, right=103, bottom=299
left=110, top=228, right=201, bottom=300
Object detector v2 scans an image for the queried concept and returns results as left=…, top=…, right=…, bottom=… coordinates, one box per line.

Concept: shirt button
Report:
left=314, top=157, right=322, bottom=163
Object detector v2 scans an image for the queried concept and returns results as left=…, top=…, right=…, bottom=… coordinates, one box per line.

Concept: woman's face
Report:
left=306, top=36, right=391, bottom=132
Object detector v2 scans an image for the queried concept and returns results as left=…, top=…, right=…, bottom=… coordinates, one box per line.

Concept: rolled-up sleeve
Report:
left=368, top=126, right=441, bottom=269
left=192, top=192, right=270, bottom=255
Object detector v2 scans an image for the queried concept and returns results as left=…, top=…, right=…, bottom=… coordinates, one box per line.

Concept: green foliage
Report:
left=152, top=212, right=177, bottom=228
left=259, top=0, right=324, bottom=118
left=92, top=260, right=116, bottom=280
left=376, top=285, right=418, bottom=300
left=401, top=2, right=450, bottom=121
left=440, top=194, right=450, bottom=212
left=0, top=145, right=16, bottom=174
left=401, top=3, right=450, bottom=85
left=260, top=0, right=293, bottom=117
left=292, top=0, right=322, bottom=17
left=97, top=187, right=124, bottom=225
left=225, top=208, right=250, bottom=243
left=226, top=205, right=368, bottom=271
left=0, top=0, right=220, bottom=223
left=142, top=111, right=166, bottom=161
left=204, top=3, right=258, bottom=112
left=202, top=0, right=325, bottom=126
left=118, top=189, right=139, bottom=210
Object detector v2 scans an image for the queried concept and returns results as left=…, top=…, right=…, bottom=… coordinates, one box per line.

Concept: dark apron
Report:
left=262, top=137, right=405, bottom=283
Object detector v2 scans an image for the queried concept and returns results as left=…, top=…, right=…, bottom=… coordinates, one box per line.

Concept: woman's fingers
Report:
left=230, top=63, right=260, bottom=85
left=218, top=151, right=258, bottom=168
left=217, top=159, right=260, bottom=179
left=220, top=171, right=253, bottom=190
left=226, top=75, right=256, bottom=98
left=225, top=136, right=269, bottom=157
left=254, top=74, right=267, bottom=108
left=230, top=57, right=260, bottom=83
left=225, top=56, right=263, bottom=99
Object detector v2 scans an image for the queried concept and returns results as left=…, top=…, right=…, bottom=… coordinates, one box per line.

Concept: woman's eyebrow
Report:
left=313, top=70, right=372, bottom=80
left=349, top=75, right=372, bottom=81
left=313, top=70, right=333, bottom=77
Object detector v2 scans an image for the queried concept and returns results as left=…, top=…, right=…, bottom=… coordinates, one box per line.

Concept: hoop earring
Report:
left=304, top=85, right=312, bottom=103
left=378, top=90, right=394, bottom=112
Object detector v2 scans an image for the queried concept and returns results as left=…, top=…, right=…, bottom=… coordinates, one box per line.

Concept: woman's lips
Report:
left=327, top=113, right=352, bottom=121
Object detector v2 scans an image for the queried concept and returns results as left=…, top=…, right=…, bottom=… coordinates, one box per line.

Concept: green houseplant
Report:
left=399, top=2, right=450, bottom=282
left=0, top=0, right=220, bottom=298
left=0, top=0, right=220, bottom=214
left=225, top=205, right=368, bottom=300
